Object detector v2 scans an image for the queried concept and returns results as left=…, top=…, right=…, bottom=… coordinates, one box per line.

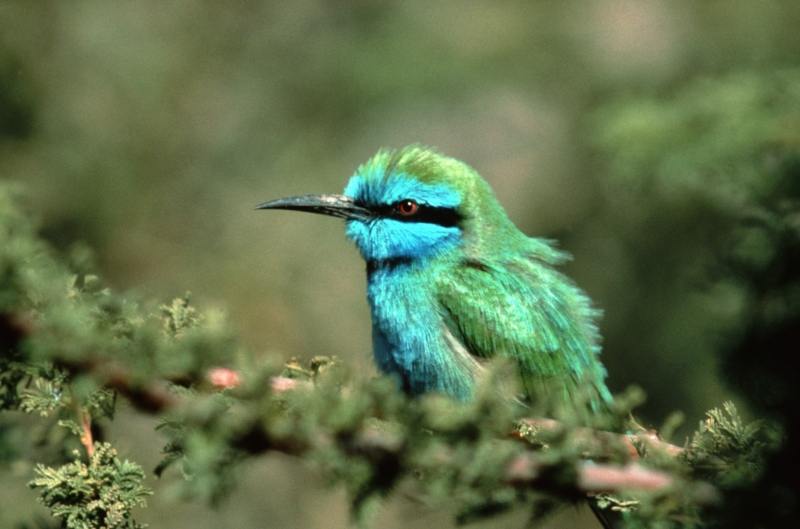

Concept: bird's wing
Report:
left=434, top=255, right=610, bottom=405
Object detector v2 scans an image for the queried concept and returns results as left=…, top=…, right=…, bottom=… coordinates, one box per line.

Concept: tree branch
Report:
left=519, top=417, right=685, bottom=460
left=78, top=407, right=94, bottom=458
left=66, top=362, right=698, bottom=496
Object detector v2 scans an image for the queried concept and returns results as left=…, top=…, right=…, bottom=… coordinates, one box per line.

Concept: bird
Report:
left=255, top=146, right=611, bottom=413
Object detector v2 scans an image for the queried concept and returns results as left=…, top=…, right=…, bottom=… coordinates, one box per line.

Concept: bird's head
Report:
left=256, top=146, right=520, bottom=263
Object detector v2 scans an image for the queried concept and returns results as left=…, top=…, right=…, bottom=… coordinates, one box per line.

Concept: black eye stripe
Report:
left=352, top=199, right=463, bottom=228
left=372, top=203, right=462, bottom=228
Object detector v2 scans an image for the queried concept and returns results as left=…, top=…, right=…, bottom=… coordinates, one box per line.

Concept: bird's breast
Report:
left=366, top=261, right=480, bottom=399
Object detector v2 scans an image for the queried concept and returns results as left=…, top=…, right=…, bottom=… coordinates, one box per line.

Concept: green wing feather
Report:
left=434, top=247, right=611, bottom=410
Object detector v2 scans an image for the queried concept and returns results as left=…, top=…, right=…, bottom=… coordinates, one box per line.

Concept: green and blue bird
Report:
left=256, top=146, right=611, bottom=412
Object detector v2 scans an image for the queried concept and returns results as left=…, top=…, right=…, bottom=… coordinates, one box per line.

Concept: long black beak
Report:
left=254, top=194, right=371, bottom=221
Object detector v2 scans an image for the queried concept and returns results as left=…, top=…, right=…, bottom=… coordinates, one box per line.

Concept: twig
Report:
left=519, top=417, right=685, bottom=460
left=505, top=453, right=673, bottom=492
left=79, top=407, right=94, bottom=458
left=579, top=462, right=672, bottom=491
left=270, top=376, right=312, bottom=393
left=64, top=359, right=179, bottom=413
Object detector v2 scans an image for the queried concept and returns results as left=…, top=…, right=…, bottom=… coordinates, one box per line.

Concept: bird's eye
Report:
left=396, top=199, right=419, bottom=216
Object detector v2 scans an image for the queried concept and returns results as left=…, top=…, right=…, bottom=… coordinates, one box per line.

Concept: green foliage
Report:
left=686, top=402, right=775, bottom=487
left=590, top=68, right=800, bottom=300
left=150, top=357, right=732, bottom=528
left=160, top=295, right=200, bottom=338
left=30, top=442, right=152, bottom=529
left=593, top=69, right=800, bottom=200
left=153, top=388, right=242, bottom=503
left=20, top=376, right=66, bottom=417
left=0, top=180, right=244, bottom=526
left=157, top=361, right=521, bottom=520
left=589, top=65, right=800, bottom=528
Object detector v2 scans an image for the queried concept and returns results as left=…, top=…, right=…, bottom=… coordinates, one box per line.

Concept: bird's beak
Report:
left=254, top=194, right=371, bottom=221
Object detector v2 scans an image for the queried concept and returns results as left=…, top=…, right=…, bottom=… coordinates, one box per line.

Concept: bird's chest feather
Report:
left=367, top=264, right=440, bottom=371
left=366, top=263, right=479, bottom=398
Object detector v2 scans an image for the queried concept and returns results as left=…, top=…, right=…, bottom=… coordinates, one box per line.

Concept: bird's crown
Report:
left=345, top=145, right=482, bottom=210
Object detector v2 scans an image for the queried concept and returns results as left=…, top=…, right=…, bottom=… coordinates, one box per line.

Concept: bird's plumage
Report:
left=257, top=145, right=611, bottom=411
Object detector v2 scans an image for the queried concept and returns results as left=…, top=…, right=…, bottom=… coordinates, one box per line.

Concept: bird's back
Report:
left=434, top=242, right=612, bottom=412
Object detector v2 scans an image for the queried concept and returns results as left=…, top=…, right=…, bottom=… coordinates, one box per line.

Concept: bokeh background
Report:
left=2, top=1, right=799, bottom=528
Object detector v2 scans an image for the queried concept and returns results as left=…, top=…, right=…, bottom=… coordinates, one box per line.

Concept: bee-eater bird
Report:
left=256, top=146, right=611, bottom=412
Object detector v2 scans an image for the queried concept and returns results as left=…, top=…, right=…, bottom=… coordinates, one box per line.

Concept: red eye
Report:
left=397, top=199, right=419, bottom=216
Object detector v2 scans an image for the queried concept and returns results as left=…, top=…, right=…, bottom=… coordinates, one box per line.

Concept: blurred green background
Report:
left=2, top=1, right=799, bottom=528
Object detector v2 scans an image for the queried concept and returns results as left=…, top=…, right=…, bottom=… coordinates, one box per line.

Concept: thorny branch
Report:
left=78, top=407, right=94, bottom=458
left=519, top=417, right=685, bottom=459
left=71, top=359, right=692, bottom=496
